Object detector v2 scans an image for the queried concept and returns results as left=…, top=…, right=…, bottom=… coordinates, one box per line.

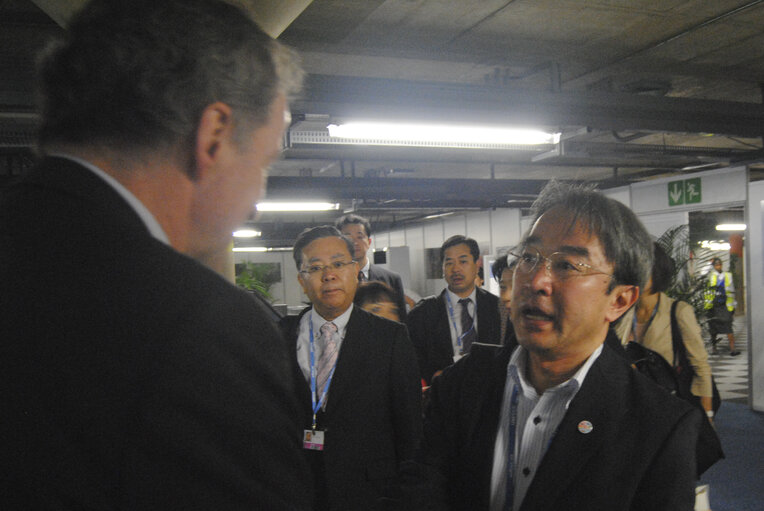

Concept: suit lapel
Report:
left=519, top=347, right=628, bottom=510
left=436, top=290, right=454, bottom=356
left=323, top=308, right=367, bottom=415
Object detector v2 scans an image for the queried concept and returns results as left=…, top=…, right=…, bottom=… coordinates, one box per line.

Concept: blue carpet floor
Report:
left=699, top=402, right=764, bottom=511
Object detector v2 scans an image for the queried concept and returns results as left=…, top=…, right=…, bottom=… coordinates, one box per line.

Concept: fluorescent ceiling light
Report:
left=715, top=224, right=746, bottom=231
left=256, top=202, right=339, bottom=212
left=233, top=229, right=262, bottom=238
left=232, top=247, right=268, bottom=252
left=700, top=240, right=731, bottom=251
left=423, top=212, right=454, bottom=220
left=327, top=122, right=559, bottom=148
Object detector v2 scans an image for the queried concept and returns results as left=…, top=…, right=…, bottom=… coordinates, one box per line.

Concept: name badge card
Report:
left=303, top=429, right=325, bottom=451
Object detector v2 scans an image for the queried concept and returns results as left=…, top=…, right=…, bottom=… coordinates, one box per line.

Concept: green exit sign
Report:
left=668, top=178, right=702, bottom=206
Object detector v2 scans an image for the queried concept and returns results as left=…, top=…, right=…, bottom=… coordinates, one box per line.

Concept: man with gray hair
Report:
left=0, top=1, right=310, bottom=509
left=419, top=182, right=701, bottom=510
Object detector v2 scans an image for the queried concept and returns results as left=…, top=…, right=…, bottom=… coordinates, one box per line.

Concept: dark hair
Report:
left=354, top=281, right=398, bottom=308
left=711, top=257, right=722, bottom=266
left=334, top=214, right=372, bottom=237
left=37, top=0, right=302, bottom=153
left=292, top=225, right=355, bottom=270
left=650, top=242, right=675, bottom=293
left=492, top=255, right=508, bottom=282
left=440, top=235, right=480, bottom=263
left=527, top=180, right=652, bottom=291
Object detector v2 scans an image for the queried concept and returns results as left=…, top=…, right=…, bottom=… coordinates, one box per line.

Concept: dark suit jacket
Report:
left=368, top=264, right=408, bottom=321
left=419, top=336, right=702, bottom=511
left=280, top=306, right=422, bottom=511
left=0, top=158, right=312, bottom=510
left=406, top=287, right=501, bottom=384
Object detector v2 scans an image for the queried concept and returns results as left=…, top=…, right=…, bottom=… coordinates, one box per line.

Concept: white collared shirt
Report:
left=360, top=259, right=371, bottom=280
left=489, top=344, right=604, bottom=511
left=50, top=154, right=170, bottom=245
left=296, top=305, right=353, bottom=382
left=445, top=287, right=478, bottom=362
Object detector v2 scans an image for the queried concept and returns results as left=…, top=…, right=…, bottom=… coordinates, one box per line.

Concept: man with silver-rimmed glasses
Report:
left=280, top=225, right=421, bottom=511
left=418, top=182, right=701, bottom=511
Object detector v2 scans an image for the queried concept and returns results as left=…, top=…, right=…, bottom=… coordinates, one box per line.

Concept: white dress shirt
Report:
left=445, top=287, right=478, bottom=362
left=489, top=344, right=603, bottom=511
left=295, top=305, right=353, bottom=382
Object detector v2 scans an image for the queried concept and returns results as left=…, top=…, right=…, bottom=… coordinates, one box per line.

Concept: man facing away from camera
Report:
left=0, top=1, right=312, bottom=509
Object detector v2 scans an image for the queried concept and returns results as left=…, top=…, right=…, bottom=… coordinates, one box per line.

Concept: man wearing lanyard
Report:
left=280, top=226, right=421, bottom=511
left=418, top=182, right=701, bottom=511
left=407, top=235, right=501, bottom=385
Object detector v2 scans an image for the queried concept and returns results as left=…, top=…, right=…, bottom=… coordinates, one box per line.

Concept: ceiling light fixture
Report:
left=700, top=240, right=731, bottom=251
left=232, top=229, right=262, bottom=238
left=255, top=202, right=340, bottom=212
left=423, top=211, right=455, bottom=220
left=715, top=224, right=746, bottom=231
left=232, top=247, right=268, bottom=252
left=326, top=122, right=560, bottom=148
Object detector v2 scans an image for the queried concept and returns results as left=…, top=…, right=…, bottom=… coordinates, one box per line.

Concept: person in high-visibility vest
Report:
left=704, top=257, right=739, bottom=356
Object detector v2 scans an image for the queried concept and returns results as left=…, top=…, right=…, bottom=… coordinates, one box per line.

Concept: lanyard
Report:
left=309, top=318, right=338, bottom=430
left=445, top=292, right=475, bottom=351
left=504, top=384, right=520, bottom=510
left=632, top=296, right=659, bottom=343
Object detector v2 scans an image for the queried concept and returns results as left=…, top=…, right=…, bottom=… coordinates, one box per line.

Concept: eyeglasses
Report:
left=509, top=246, right=613, bottom=281
left=299, top=260, right=356, bottom=277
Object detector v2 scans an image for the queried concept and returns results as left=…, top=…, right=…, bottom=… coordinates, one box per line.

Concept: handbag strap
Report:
left=669, top=299, right=684, bottom=369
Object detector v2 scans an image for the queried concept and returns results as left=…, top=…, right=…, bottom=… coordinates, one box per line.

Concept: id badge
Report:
left=303, top=429, right=325, bottom=451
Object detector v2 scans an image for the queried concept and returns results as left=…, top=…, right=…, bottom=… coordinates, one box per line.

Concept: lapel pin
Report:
left=577, top=420, right=594, bottom=434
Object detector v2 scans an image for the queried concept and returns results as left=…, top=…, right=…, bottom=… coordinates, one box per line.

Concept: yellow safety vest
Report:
left=704, top=271, right=735, bottom=311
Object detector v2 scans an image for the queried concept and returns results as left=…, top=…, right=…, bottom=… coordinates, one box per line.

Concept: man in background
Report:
left=705, top=257, right=739, bottom=355
left=335, top=213, right=408, bottom=320
left=281, top=226, right=421, bottom=510
left=0, top=1, right=310, bottom=509
left=407, top=235, right=501, bottom=385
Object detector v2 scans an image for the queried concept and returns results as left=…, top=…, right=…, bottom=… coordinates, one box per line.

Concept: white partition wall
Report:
left=747, top=181, right=763, bottom=411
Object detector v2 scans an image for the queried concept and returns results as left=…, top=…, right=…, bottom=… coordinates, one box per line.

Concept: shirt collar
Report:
left=50, top=153, right=170, bottom=245
left=311, top=304, right=354, bottom=339
left=361, top=259, right=370, bottom=277
left=508, top=343, right=604, bottom=405
left=446, top=286, right=477, bottom=305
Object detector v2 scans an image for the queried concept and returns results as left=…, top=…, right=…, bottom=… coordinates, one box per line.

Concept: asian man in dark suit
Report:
left=407, top=235, right=501, bottom=385
left=0, top=1, right=311, bottom=509
left=336, top=214, right=408, bottom=320
left=280, top=226, right=422, bottom=511
left=418, top=182, right=701, bottom=511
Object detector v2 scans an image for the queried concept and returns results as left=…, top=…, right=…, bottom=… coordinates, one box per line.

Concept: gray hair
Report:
left=527, top=180, right=653, bottom=292
left=37, top=0, right=303, bottom=153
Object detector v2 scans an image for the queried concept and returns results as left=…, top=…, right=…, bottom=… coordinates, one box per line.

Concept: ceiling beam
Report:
left=28, top=0, right=312, bottom=37
left=291, top=74, right=764, bottom=138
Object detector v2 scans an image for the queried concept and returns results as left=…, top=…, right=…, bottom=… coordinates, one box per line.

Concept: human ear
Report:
left=193, top=102, right=234, bottom=180
left=605, top=284, right=639, bottom=322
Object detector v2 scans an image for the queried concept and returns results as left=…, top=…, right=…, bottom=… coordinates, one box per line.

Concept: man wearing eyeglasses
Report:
left=280, top=225, right=421, bottom=511
left=418, top=182, right=701, bottom=511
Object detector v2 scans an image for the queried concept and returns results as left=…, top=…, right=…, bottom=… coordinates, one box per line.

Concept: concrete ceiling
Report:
left=2, top=0, right=763, bottom=247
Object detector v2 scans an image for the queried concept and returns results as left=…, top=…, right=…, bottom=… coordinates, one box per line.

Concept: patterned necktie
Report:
left=316, top=322, right=339, bottom=408
left=459, top=298, right=477, bottom=354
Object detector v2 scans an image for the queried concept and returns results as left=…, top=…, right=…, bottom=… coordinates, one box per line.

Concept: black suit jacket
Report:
left=367, top=264, right=408, bottom=321
left=419, top=336, right=702, bottom=511
left=406, top=288, right=501, bottom=384
left=280, top=306, right=422, bottom=511
left=0, top=158, right=312, bottom=510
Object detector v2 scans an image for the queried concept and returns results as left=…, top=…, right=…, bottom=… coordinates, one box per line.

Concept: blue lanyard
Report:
left=505, top=384, right=520, bottom=510
left=445, top=292, right=475, bottom=351
left=309, top=318, right=338, bottom=430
